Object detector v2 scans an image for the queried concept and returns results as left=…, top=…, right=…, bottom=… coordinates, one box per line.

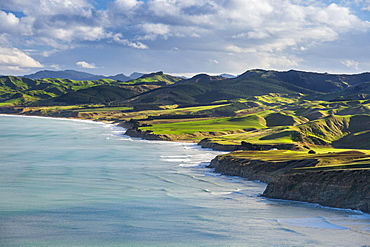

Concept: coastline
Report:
left=208, top=153, right=370, bottom=214
left=1, top=112, right=369, bottom=214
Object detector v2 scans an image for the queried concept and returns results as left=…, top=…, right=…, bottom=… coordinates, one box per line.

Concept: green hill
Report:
left=318, top=81, right=370, bottom=101
left=0, top=76, right=121, bottom=106
left=52, top=85, right=138, bottom=105
left=292, top=115, right=370, bottom=148
left=122, top=71, right=183, bottom=85
left=3, top=69, right=370, bottom=107
left=126, top=73, right=315, bottom=106
left=242, top=69, right=370, bottom=93
left=46, top=72, right=183, bottom=106
left=0, top=72, right=183, bottom=106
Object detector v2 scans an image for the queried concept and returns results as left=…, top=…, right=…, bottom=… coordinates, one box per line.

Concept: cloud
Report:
left=0, top=0, right=369, bottom=75
left=354, top=0, right=370, bottom=11
left=341, top=60, right=360, bottom=69
left=50, top=64, right=61, bottom=70
left=0, top=47, right=43, bottom=71
left=3, top=0, right=368, bottom=53
left=0, top=10, right=19, bottom=33
left=76, top=61, right=97, bottom=69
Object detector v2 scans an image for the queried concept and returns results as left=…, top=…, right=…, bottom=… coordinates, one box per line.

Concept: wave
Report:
left=276, top=217, right=349, bottom=230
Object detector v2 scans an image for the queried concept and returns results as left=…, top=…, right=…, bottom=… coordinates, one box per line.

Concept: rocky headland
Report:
left=263, top=169, right=370, bottom=213
left=208, top=152, right=370, bottom=213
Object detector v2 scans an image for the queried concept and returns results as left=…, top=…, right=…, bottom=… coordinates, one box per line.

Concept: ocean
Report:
left=0, top=115, right=369, bottom=246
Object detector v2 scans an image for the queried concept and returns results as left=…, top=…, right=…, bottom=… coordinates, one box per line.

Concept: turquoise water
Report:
left=0, top=115, right=369, bottom=246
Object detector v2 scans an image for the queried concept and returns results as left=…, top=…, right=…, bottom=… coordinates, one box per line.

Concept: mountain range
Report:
left=23, top=70, right=145, bottom=81
left=1, top=69, right=370, bottom=107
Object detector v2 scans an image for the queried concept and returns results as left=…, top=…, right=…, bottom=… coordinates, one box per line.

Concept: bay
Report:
left=0, top=115, right=369, bottom=246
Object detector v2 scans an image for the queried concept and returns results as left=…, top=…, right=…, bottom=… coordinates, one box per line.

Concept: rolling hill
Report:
left=124, top=73, right=316, bottom=106
left=0, top=76, right=122, bottom=106
left=0, top=72, right=183, bottom=106
left=240, top=69, right=370, bottom=93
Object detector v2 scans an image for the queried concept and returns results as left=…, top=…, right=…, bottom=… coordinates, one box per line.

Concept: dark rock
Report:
left=197, top=139, right=300, bottom=152
left=263, top=170, right=370, bottom=213
left=124, top=127, right=171, bottom=141
left=207, top=155, right=318, bottom=183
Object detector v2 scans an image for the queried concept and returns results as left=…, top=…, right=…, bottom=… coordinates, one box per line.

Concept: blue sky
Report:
left=0, top=0, right=369, bottom=77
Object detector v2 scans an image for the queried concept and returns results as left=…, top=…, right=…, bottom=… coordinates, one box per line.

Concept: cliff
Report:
left=198, top=138, right=301, bottom=152
left=197, top=138, right=241, bottom=151
left=208, top=154, right=318, bottom=183
left=263, top=170, right=370, bottom=213
left=124, top=127, right=172, bottom=141
left=208, top=153, right=370, bottom=213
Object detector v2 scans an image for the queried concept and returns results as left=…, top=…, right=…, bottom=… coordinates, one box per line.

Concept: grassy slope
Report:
left=124, top=73, right=182, bottom=85
left=10, top=93, right=370, bottom=150
left=0, top=72, right=183, bottom=106
left=140, top=114, right=266, bottom=135
left=129, top=75, right=315, bottom=106
left=0, top=76, right=120, bottom=105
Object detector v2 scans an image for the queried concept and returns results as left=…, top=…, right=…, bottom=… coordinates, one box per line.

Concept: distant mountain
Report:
left=219, top=73, right=236, bottom=78
left=129, top=72, right=145, bottom=80
left=22, top=70, right=144, bottom=81
left=108, top=74, right=130, bottom=82
left=239, top=69, right=370, bottom=93
left=23, top=70, right=108, bottom=81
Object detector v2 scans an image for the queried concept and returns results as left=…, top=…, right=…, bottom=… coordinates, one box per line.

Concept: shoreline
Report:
left=1, top=113, right=369, bottom=214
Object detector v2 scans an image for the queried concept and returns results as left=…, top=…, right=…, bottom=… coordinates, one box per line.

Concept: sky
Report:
left=0, top=0, right=369, bottom=77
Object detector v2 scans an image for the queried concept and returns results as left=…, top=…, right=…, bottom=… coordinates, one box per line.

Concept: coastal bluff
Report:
left=208, top=153, right=370, bottom=213
left=263, top=169, right=370, bottom=213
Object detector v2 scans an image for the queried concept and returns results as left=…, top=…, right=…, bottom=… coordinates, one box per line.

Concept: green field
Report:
left=140, top=114, right=266, bottom=135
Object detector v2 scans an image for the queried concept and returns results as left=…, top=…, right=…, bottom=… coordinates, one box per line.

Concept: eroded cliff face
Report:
left=208, top=155, right=318, bottom=183
left=208, top=154, right=370, bottom=213
left=198, top=139, right=241, bottom=151
left=124, top=128, right=171, bottom=141
left=198, top=138, right=301, bottom=152
left=263, top=170, right=370, bottom=213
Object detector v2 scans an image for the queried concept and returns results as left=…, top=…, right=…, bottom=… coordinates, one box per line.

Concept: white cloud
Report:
left=41, top=49, right=59, bottom=57
left=114, top=0, right=142, bottom=9
left=111, top=33, right=149, bottom=49
left=0, top=47, right=43, bottom=71
left=341, top=59, right=360, bottom=69
left=0, top=0, right=369, bottom=75
left=76, top=61, right=97, bottom=69
left=142, top=23, right=170, bottom=35
left=50, top=64, right=61, bottom=70
left=354, top=0, right=370, bottom=11
left=0, top=10, right=19, bottom=33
